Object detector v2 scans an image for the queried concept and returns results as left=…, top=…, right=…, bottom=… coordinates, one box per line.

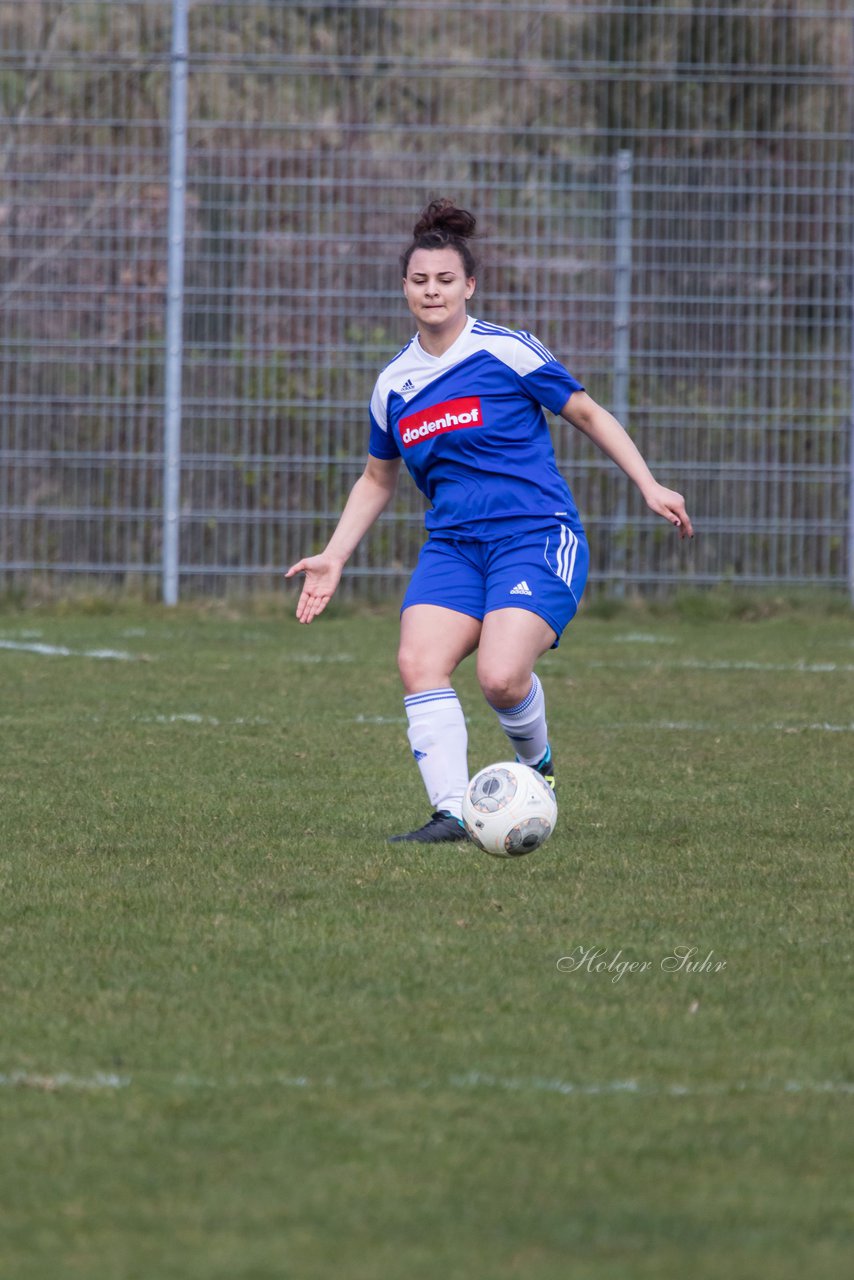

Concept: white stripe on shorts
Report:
left=549, top=524, right=578, bottom=588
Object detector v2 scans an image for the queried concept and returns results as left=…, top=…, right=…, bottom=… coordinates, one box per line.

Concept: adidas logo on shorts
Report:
left=510, top=580, right=533, bottom=596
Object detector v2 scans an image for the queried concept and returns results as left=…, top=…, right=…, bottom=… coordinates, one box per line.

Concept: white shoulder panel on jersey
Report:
left=370, top=318, right=560, bottom=433
left=469, top=319, right=558, bottom=377
left=370, top=338, right=415, bottom=432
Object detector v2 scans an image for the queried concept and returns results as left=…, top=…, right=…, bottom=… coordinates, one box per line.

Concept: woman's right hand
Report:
left=283, top=457, right=400, bottom=623
left=284, top=554, right=344, bottom=624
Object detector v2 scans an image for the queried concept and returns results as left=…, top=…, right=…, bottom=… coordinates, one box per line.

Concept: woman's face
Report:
left=403, top=247, right=476, bottom=337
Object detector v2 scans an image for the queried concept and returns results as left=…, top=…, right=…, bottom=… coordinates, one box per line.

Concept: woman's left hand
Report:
left=643, top=483, right=694, bottom=539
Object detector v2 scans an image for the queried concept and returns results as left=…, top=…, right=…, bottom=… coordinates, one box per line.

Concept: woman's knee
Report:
left=398, top=640, right=441, bottom=692
left=398, top=605, right=481, bottom=694
left=476, top=659, right=532, bottom=709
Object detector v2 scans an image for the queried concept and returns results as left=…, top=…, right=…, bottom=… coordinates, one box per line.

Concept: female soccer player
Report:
left=286, top=199, right=693, bottom=843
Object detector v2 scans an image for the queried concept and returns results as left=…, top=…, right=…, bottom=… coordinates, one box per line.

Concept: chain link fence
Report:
left=1, top=1, right=851, bottom=600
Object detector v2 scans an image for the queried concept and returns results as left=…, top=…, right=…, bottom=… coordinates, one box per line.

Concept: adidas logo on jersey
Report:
left=400, top=378, right=415, bottom=393
left=510, top=580, right=533, bottom=596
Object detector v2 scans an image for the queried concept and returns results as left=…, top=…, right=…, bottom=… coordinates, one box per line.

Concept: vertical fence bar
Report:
left=850, top=175, right=854, bottom=605
left=849, top=14, right=854, bottom=605
left=162, top=0, right=189, bottom=605
left=612, top=149, right=633, bottom=593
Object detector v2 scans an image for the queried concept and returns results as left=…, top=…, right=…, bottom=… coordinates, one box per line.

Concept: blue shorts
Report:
left=401, top=523, right=589, bottom=647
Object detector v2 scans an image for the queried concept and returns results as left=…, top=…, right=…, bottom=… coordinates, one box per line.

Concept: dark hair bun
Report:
left=412, top=198, right=476, bottom=241
left=401, top=198, right=479, bottom=277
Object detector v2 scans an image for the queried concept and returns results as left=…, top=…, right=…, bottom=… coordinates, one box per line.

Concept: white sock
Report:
left=403, top=687, right=468, bottom=819
left=490, top=673, right=548, bottom=766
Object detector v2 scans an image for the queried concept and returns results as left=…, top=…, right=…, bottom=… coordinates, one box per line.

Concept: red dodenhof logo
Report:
left=399, top=396, right=482, bottom=448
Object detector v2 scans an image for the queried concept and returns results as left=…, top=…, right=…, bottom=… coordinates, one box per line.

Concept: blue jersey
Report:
left=368, top=317, right=585, bottom=541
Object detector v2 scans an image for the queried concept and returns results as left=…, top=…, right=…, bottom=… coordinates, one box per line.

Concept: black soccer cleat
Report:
left=388, top=811, right=470, bottom=844
left=530, top=746, right=555, bottom=792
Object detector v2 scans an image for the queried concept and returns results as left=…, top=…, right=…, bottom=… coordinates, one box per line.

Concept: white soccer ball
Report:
left=462, top=761, right=558, bottom=857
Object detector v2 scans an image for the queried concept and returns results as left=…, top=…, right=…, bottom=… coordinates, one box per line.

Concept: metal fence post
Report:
left=612, top=149, right=633, bottom=593
left=850, top=186, right=854, bottom=605
left=849, top=14, right=854, bottom=606
left=162, top=0, right=189, bottom=605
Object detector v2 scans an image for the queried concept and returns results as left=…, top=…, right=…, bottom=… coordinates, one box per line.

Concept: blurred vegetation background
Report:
left=0, top=1, right=851, bottom=599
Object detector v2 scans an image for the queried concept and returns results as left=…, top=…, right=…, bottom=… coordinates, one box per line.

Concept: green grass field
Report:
left=1, top=597, right=852, bottom=1279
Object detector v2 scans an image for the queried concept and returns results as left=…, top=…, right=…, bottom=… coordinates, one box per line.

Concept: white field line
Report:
left=587, top=657, right=854, bottom=674
left=283, top=653, right=354, bottom=664
left=131, top=713, right=271, bottom=727
left=594, top=719, right=854, bottom=734
left=2, top=1068, right=852, bottom=1098
left=351, top=714, right=854, bottom=733
left=0, top=642, right=349, bottom=664
left=0, top=641, right=354, bottom=664
left=0, top=639, right=140, bottom=660
left=610, top=632, right=677, bottom=645
left=353, top=713, right=407, bottom=725
left=0, top=1070, right=130, bottom=1091
left=449, top=1072, right=854, bottom=1098
left=12, top=708, right=840, bottom=734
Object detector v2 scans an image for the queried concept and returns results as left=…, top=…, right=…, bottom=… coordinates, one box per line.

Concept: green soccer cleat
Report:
left=388, top=811, right=470, bottom=844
